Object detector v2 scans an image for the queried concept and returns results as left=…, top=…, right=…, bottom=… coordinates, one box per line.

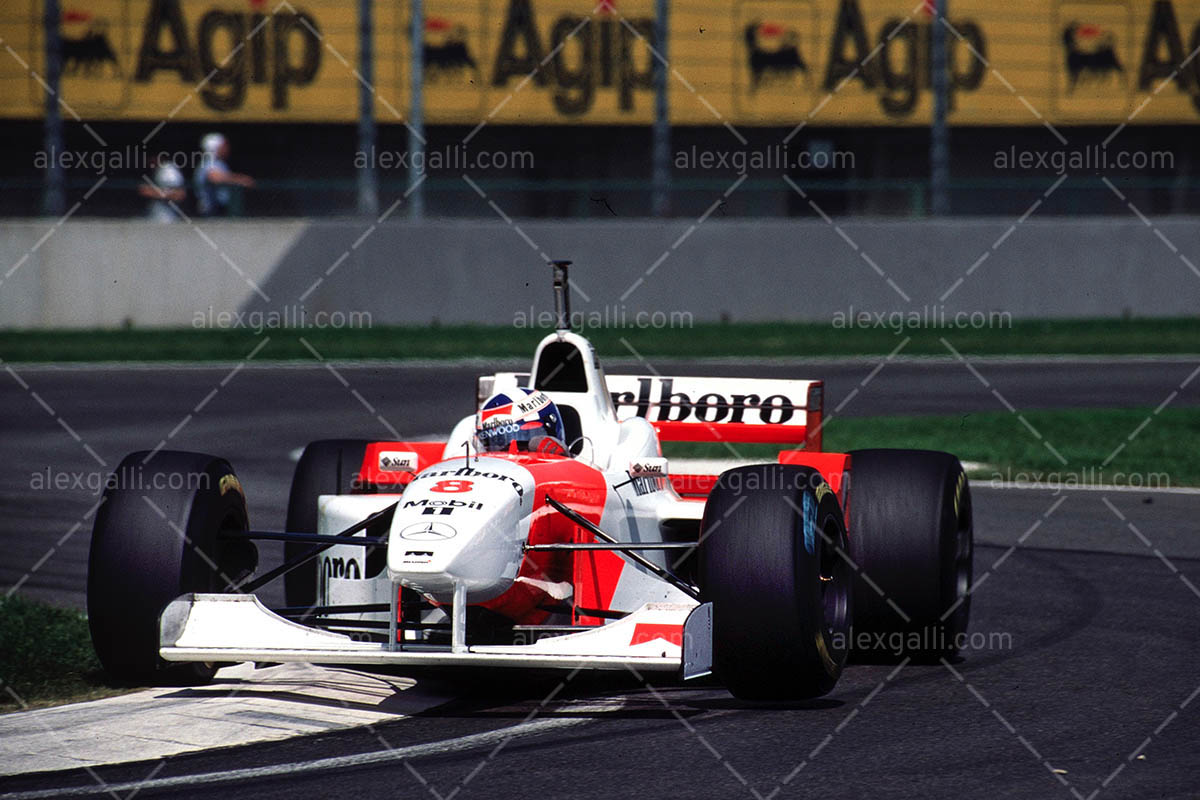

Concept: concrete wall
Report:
left=0, top=221, right=304, bottom=328
left=2, top=218, right=1198, bottom=328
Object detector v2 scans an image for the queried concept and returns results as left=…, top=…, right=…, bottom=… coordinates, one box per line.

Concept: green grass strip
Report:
left=0, top=595, right=128, bottom=712
left=1, top=317, right=1198, bottom=362
left=663, top=406, right=1200, bottom=487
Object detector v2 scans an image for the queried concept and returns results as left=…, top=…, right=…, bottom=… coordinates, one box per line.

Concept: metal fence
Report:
left=2, top=175, right=1197, bottom=219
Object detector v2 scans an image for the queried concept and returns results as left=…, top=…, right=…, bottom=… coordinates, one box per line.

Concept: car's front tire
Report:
left=699, top=464, right=852, bottom=700
left=87, top=450, right=254, bottom=684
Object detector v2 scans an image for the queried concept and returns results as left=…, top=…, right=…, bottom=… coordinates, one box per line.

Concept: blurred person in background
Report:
left=194, top=132, right=255, bottom=217
left=137, top=154, right=186, bottom=222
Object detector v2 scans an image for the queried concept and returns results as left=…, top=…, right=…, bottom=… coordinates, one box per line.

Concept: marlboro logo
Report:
left=609, top=377, right=803, bottom=425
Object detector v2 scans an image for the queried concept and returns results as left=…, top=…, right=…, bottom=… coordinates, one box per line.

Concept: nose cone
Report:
left=387, top=457, right=534, bottom=603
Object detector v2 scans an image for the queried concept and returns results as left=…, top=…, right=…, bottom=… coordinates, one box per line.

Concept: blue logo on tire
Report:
left=802, top=491, right=816, bottom=555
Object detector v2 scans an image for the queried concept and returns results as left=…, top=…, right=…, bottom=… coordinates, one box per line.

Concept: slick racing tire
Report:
left=87, top=451, right=255, bottom=684
left=284, top=440, right=370, bottom=609
left=845, top=449, right=973, bottom=660
left=699, top=464, right=852, bottom=700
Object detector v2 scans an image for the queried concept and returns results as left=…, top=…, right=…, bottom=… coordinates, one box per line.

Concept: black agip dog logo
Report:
left=1062, top=21, right=1123, bottom=90
left=424, top=17, right=479, bottom=83
left=744, top=21, right=808, bottom=91
left=61, top=9, right=121, bottom=78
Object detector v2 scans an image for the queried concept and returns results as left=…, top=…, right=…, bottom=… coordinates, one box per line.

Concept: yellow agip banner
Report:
left=4, top=0, right=1200, bottom=125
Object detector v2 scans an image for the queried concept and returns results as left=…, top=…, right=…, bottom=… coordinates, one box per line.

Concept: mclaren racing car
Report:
left=87, top=263, right=974, bottom=700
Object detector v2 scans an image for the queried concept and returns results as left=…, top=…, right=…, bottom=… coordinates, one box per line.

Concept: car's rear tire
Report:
left=699, top=464, right=852, bottom=700
left=845, top=449, right=973, bottom=660
left=87, top=451, right=255, bottom=684
left=284, top=440, right=370, bottom=609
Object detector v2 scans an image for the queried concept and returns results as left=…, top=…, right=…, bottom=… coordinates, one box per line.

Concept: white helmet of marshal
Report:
left=475, top=387, right=567, bottom=454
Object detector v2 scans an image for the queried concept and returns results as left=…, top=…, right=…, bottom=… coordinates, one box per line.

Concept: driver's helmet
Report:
left=475, top=387, right=567, bottom=453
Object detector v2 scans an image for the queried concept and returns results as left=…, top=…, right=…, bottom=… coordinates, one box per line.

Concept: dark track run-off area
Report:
left=1, top=357, right=1198, bottom=798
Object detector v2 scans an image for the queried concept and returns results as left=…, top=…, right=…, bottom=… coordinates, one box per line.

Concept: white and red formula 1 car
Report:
left=87, top=263, right=974, bottom=700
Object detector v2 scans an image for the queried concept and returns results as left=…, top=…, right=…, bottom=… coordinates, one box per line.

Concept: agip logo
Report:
left=1053, top=1, right=1131, bottom=117
left=417, top=6, right=487, bottom=119
left=744, top=20, right=811, bottom=92
left=62, top=9, right=122, bottom=77
left=52, top=4, right=132, bottom=112
left=1062, top=21, right=1124, bottom=90
left=489, top=0, right=656, bottom=116
left=133, top=0, right=321, bottom=111
left=43, top=0, right=327, bottom=117
left=734, top=0, right=987, bottom=121
left=423, top=16, right=478, bottom=82
left=1052, top=0, right=1200, bottom=118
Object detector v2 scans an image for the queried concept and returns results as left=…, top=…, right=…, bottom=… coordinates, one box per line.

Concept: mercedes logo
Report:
left=399, top=521, right=457, bottom=541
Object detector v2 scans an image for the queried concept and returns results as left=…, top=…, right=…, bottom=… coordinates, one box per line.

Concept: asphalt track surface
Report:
left=2, top=357, right=1199, bottom=798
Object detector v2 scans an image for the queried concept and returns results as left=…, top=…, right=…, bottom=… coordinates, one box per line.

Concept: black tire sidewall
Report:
left=699, top=464, right=850, bottom=699
left=87, top=451, right=249, bottom=681
left=845, top=449, right=973, bottom=656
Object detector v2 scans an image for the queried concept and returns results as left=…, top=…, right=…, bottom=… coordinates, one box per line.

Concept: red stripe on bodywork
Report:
left=672, top=452, right=849, bottom=508
left=776, top=452, right=853, bottom=528
left=670, top=474, right=719, bottom=498
left=472, top=454, right=611, bottom=625
left=652, top=421, right=808, bottom=444
left=775, top=451, right=850, bottom=502
left=630, top=623, right=683, bottom=647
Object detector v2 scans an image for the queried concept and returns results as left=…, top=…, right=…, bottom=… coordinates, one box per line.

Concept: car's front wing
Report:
left=159, top=593, right=713, bottom=675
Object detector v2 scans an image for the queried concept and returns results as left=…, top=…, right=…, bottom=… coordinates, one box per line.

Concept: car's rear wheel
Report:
left=845, top=449, right=973, bottom=660
left=698, top=464, right=852, bottom=700
left=87, top=450, right=255, bottom=684
left=284, top=440, right=370, bottom=609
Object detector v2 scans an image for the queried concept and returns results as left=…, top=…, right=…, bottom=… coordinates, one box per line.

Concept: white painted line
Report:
left=0, top=715, right=591, bottom=800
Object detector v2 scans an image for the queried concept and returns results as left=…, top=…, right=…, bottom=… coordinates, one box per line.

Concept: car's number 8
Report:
left=430, top=479, right=474, bottom=493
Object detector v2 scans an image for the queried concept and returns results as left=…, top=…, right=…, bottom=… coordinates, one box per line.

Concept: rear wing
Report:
left=480, top=372, right=823, bottom=452
left=606, top=375, right=822, bottom=450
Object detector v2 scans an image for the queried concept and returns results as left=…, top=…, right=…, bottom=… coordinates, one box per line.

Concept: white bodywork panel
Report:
left=318, top=494, right=398, bottom=626
left=386, top=455, right=534, bottom=603
left=161, top=594, right=691, bottom=672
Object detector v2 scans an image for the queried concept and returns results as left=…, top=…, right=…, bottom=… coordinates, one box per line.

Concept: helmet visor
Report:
left=476, top=418, right=554, bottom=452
